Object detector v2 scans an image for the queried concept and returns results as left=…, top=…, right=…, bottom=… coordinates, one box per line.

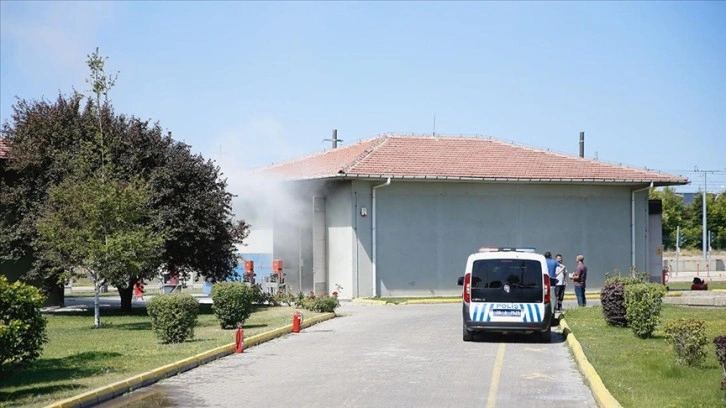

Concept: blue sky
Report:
left=2, top=1, right=725, bottom=197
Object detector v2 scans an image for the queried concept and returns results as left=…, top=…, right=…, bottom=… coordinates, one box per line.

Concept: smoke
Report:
left=199, top=116, right=318, bottom=253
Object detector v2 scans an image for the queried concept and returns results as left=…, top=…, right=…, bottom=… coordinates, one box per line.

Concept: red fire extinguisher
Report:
left=292, top=310, right=303, bottom=333
left=235, top=326, right=244, bottom=353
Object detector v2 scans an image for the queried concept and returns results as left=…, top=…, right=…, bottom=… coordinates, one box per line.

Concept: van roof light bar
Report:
left=478, top=247, right=536, bottom=253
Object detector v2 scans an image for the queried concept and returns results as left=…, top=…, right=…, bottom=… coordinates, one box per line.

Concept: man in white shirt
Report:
left=554, top=254, right=567, bottom=311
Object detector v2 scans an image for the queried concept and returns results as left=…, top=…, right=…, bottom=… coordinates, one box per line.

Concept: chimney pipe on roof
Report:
left=324, top=129, right=343, bottom=149
left=579, top=131, right=585, bottom=158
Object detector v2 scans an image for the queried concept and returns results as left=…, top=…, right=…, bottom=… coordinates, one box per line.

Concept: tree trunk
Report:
left=43, top=280, right=65, bottom=307
left=94, top=280, right=101, bottom=328
left=118, top=285, right=134, bottom=312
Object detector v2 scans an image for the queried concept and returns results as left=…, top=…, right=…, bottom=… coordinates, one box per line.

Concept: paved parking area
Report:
left=103, top=301, right=598, bottom=408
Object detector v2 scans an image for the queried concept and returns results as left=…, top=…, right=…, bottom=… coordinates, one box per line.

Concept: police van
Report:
left=457, top=247, right=554, bottom=342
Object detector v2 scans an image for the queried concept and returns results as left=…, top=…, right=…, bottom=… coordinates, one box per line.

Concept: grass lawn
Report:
left=564, top=304, right=726, bottom=408
left=0, top=305, right=323, bottom=408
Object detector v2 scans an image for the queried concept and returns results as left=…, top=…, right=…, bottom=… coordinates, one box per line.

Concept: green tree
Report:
left=653, top=188, right=726, bottom=252
left=1, top=49, right=250, bottom=313
left=711, top=193, right=726, bottom=250
left=35, top=172, right=165, bottom=327
left=33, top=49, right=166, bottom=327
left=0, top=93, right=93, bottom=299
left=650, top=187, right=684, bottom=250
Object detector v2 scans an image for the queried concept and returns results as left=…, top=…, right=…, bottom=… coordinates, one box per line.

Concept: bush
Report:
left=600, top=271, right=649, bottom=327
left=664, top=319, right=708, bottom=366
left=294, top=291, right=307, bottom=308
left=714, top=335, right=726, bottom=395
left=299, top=292, right=340, bottom=313
left=273, top=290, right=296, bottom=307
left=250, top=284, right=277, bottom=306
left=0, top=276, right=48, bottom=369
left=146, top=293, right=199, bottom=344
left=624, top=282, right=666, bottom=338
left=600, top=281, right=628, bottom=327
left=211, top=282, right=255, bottom=329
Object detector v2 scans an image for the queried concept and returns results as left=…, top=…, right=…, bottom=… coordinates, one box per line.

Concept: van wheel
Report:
left=538, top=328, right=552, bottom=343
left=463, top=325, right=474, bottom=342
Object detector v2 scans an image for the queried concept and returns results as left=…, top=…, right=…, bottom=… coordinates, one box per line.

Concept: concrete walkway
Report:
left=98, top=302, right=600, bottom=408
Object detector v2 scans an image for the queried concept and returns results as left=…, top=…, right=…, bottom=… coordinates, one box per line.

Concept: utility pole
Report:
left=675, top=225, right=680, bottom=276
left=693, top=167, right=723, bottom=263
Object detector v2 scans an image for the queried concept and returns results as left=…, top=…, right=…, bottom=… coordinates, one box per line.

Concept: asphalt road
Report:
left=101, top=301, right=598, bottom=408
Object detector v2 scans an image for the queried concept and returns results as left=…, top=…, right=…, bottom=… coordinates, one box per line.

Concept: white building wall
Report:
left=326, top=183, right=354, bottom=299
left=272, top=179, right=652, bottom=298
left=371, top=182, right=642, bottom=296
left=351, top=180, right=374, bottom=297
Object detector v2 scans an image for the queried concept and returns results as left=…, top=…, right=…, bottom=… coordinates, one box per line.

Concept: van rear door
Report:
left=469, top=258, right=543, bottom=303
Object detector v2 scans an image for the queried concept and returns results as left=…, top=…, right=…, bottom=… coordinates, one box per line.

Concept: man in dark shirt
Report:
left=572, top=254, right=588, bottom=307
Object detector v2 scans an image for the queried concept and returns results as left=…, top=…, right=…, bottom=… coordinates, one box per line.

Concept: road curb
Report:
left=405, top=298, right=460, bottom=304
left=44, top=312, right=336, bottom=408
left=351, top=298, right=390, bottom=304
left=559, top=318, right=622, bottom=408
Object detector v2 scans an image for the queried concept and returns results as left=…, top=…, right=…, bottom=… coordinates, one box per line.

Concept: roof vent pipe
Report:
left=324, top=129, right=342, bottom=149
left=579, top=131, right=585, bottom=158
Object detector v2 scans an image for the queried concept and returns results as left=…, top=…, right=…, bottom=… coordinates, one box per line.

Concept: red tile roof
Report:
left=258, top=134, right=688, bottom=186
left=0, top=139, right=8, bottom=160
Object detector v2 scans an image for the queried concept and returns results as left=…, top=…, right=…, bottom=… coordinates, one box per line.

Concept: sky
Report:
left=2, top=1, right=725, bottom=207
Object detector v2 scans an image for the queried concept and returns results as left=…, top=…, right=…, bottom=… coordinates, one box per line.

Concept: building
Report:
left=248, top=134, right=688, bottom=299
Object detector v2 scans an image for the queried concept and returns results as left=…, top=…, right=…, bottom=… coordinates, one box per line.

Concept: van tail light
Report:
left=463, top=274, right=471, bottom=303
left=543, top=274, right=551, bottom=304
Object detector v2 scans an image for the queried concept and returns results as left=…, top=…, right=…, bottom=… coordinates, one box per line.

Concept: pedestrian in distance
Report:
left=554, top=254, right=567, bottom=311
left=133, top=279, right=145, bottom=301
left=570, top=254, right=587, bottom=307
left=691, top=277, right=709, bottom=291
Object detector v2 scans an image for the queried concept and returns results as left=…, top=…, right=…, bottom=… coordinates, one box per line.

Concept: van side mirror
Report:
left=457, top=276, right=464, bottom=286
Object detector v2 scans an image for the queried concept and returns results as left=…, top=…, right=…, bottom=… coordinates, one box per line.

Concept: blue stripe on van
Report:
left=470, top=302, right=544, bottom=323
left=528, top=304, right=534, bottom=322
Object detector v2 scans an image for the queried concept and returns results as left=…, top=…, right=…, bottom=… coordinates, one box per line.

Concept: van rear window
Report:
left=470, top=259, right=543, bottom=302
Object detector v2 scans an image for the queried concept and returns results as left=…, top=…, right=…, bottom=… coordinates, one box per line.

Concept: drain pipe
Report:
left=372, top=177, right=392, bottom=297
left=631, top=182, right=654, bottom=272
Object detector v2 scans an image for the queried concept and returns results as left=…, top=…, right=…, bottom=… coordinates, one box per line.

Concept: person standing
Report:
left=544, top=251, right=558, bottom=282
left=554, top=254, right=567, bottom=311
left=133, top=279, right=145, bottom=301
left=571, top=254, right=587, bottom=307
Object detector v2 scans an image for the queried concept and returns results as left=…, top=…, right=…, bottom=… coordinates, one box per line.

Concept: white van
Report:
left=457, top=247, right=554, bottom=342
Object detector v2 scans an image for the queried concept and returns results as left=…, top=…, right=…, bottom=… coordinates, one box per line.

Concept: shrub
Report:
left=0, top=276, right=48, bottom=369
left=312, top=295, right=340, bottom=313
left=299, top=292, right=340, bottom=313
left=600, top=271, right=649, bottom=327
left=250, top=284, right=277, bottom=306
left=624, top=282, right=666, bottom=338
left=294, top=291, right=307, bottom=308
left=664, top=319, right=708, bottom=366
left=273, top=290, right=296, bottom=307
left=146, top=293, right=199, bottom=344
left=211, top=282, right=255, bottom=329
left=600, top=281, right=627, bottom=327
left=714, top=335, right=726, bottom=395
